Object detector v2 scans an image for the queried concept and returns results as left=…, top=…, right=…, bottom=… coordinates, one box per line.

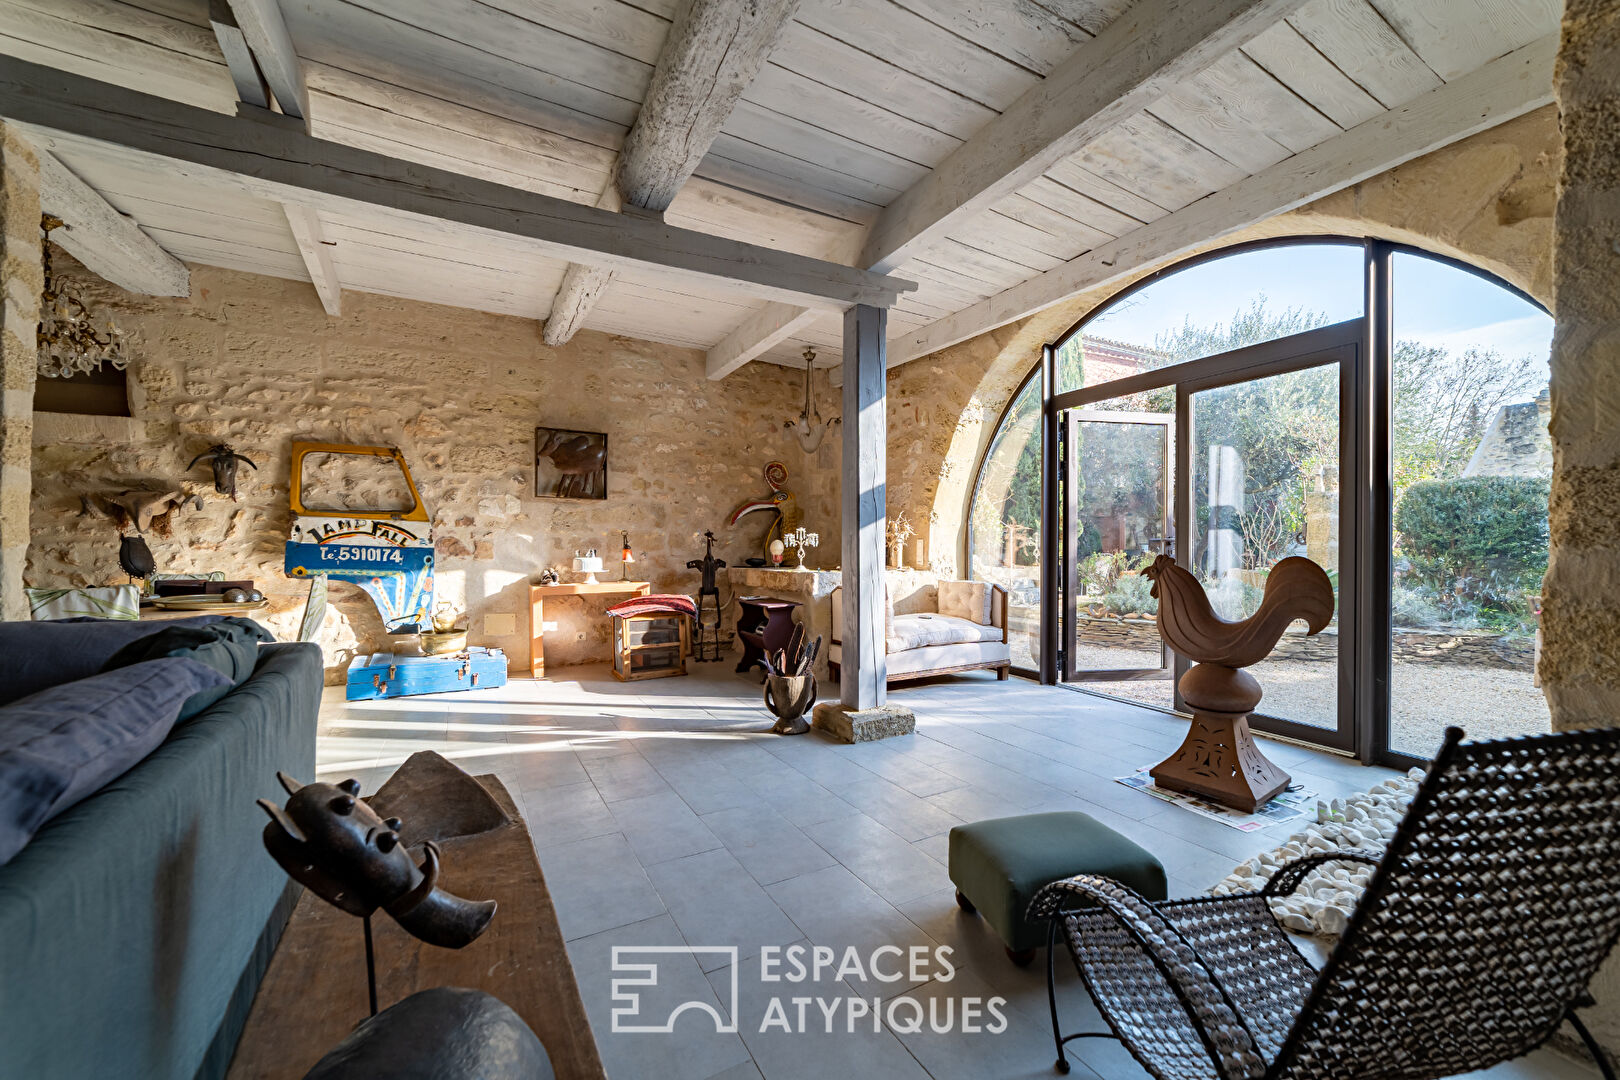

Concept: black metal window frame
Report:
left=958, top=235, right=1549, bottom=768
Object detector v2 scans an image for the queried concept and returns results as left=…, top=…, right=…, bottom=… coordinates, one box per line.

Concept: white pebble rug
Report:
left=1210, top=767, right=1426, bottom=937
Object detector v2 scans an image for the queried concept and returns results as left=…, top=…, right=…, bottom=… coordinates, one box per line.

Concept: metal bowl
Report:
left=420, top=629, right=468, bottom=656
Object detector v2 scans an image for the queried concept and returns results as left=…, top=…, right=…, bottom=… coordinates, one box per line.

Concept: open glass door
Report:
left=1062, top=401, right=1176, bottom=709
left=1178, top=338, right=1358, bottom=753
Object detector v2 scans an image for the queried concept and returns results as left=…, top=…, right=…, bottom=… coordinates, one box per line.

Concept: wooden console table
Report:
left=529, top=581, right=648, bottom=675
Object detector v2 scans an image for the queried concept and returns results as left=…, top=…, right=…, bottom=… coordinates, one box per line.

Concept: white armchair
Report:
left=828, top=580, right=1010, bottom=685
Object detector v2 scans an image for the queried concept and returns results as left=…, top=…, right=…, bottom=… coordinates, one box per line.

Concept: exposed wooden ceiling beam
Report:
left=207, top=0, right=269, bottom=110
left=707, top=0, right=1302, bottom=379
left=888, top=34, right=1558, bottom=368
left=211, top=0, right=339, bottom=315
left=33, top=144, right=189, bottom=297
left=543, top=0, right=800, bottom=346
left=861, top=0, right=1305, bottom=274
left=223, top=0, right=306, bottom=122
left=282, top=203, right=340, bottom=316
left=706, top=302, right=824, bottom=379
left=0, top=60, right=913, bottom=313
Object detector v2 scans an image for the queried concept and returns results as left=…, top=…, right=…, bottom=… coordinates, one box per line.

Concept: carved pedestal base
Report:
left=1149, top=709, right=1291, bottom=813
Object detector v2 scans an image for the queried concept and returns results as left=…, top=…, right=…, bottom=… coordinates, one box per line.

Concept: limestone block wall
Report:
left=24, top=261, right=820, bottom=679
left=0, top=125, right=40, bottom=620
left=1544, top=0, right=1620, bottom=1063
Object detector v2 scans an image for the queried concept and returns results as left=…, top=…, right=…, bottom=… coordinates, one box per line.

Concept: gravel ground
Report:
left=1058, top=642, right=1549, bottom=755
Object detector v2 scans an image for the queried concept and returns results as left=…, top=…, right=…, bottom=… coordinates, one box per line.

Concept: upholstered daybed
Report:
left=828, top=580, right=1011, bottom=685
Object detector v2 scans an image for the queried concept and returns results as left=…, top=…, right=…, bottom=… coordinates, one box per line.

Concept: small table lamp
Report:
left=620, top=532, right=636, bottom=580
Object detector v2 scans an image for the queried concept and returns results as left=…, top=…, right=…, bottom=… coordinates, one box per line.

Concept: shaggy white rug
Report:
left=1210, top=767, right=1426, bottom=937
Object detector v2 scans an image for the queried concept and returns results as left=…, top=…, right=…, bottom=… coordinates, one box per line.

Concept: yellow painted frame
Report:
left=288, top=441, right=429, bottom=522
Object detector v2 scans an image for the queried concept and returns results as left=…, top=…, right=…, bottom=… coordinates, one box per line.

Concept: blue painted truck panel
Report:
left=345, top=648, right=508, bottom=700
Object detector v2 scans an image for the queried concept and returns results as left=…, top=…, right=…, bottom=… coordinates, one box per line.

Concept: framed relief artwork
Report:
left=535, top=427, right=608, bottom=500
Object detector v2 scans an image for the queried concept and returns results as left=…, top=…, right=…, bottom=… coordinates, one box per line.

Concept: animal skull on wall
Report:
left=189, top=444, right=258, bottom=500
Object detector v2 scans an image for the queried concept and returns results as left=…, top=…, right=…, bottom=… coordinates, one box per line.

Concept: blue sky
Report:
left=1083, top=243, right=1553, bottom=380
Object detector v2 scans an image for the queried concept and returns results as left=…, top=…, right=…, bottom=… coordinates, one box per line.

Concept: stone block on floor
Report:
left=811, top=702, right=916, bottom=743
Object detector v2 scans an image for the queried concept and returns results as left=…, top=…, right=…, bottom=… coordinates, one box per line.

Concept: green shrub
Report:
left=1395, top=476, right=1548, bottom=583
left=1103, top=573, right=1158, bottom=616
left=1391, top=584, right=1444, bottom=628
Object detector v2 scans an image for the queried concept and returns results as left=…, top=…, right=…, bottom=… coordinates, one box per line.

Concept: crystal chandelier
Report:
left=37, top=215, right=129, bottom=379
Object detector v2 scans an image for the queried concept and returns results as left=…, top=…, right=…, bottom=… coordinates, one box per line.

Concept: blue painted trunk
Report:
left=346, top=648, right=508, bottom=700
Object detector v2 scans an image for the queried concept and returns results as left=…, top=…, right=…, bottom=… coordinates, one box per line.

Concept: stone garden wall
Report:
left=1074, top=613, right=1534, bottom=669
left=24, top=260, right=826, bottom=680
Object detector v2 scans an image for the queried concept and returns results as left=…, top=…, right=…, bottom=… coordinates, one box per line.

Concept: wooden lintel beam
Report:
left=889, top=34, right=1558, bottom=367
left=33, top=145, right=189, bottom=297
left=0, top=60, right=914, bottom=312
left=541, top=263, right=613, bottom=345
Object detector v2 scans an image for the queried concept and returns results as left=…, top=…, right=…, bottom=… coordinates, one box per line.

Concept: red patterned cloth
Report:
left=606, top=594, right=697, bottom=620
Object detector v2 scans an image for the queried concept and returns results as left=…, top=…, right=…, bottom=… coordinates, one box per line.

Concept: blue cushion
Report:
left=0, top=615, right=225, bottom=706
left=101, top=618, right=275, bottom=721
left=0, top=658, right=231, bottom=865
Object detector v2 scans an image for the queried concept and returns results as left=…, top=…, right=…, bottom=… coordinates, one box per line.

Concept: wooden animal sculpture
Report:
left=538, top=431, right=606, bottom=498
left=80, top=487, right=202, bottom=536
left=1143, top=554, right=1335, bottom=812
left=188, top=444, right=257, bottom=500
left=729, top=461, right=801, bottom=559
left=257, top=772, right=497, bottom=950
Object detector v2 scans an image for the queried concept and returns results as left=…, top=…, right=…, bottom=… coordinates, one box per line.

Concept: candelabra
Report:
left=783, top=527, right=819, bottom=571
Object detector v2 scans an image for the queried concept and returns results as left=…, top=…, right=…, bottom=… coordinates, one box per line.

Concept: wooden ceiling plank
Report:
left=890, top=33, right=1557, bottom=366
left=1284, top=0, right=1440, bottom=109
left=1240, top=19, right=1382, bottom=129
left=32, top=143, right=190, bottom=296
left=1365, top=0, right=1559, bottom=82
left=2, top=60, right=913, bottom=311
left=880, top=0, right=1098, bottom=75
left=544, top=0, right=801, bottom=345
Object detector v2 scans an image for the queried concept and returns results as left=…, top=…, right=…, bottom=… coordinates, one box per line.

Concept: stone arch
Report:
left=895, top=105, right=1558, bottom=577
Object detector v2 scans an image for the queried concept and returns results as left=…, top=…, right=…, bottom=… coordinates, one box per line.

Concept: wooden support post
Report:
left=840, top=303, right=888, bottom=711
left=0, top=124, right=40, bottom=620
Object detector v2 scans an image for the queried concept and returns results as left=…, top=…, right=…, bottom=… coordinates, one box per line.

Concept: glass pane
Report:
left=1056, top=243, right=1365, bottom=394
left=1390, top=253, right=1553, bottom=757
left=968, top=373, right=1042, bottom=670
left=1190, top=364, right=1341, bottom=730
left=1067, top=394, right=1176, bottom=711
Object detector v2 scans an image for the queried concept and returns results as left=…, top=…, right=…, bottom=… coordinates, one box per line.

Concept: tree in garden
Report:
left=1391, top=343, right=1542, bottom=488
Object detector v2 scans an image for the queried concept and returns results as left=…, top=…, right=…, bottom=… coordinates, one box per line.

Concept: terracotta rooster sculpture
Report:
left=1142, top=554, right=1335, bottom=812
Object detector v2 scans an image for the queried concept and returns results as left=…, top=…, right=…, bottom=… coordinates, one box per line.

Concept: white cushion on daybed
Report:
left=886, top=612, right=1004, bottom=652
left=829, top=639, right=1011, bottom=676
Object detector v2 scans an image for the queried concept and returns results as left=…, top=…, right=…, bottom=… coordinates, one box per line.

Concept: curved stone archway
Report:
left=893, top=105, right=1559, bottom=577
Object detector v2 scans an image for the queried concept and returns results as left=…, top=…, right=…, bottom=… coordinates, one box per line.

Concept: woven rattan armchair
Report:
left=1028, top=725, right=1620, bottom=1080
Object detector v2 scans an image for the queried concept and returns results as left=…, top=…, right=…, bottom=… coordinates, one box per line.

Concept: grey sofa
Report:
left=0, top=636, right=321, bottom=1080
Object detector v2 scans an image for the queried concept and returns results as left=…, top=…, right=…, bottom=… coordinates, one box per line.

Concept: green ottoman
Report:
left=948, top=811, right=1167, bottom=965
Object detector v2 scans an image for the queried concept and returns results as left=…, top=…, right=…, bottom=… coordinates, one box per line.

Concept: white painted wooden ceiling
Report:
left=1, top=0, right=1562, bottom=368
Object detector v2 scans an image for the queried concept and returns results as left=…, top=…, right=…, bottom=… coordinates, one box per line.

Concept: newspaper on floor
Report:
left=1115, top=767, right=1318, bottom=832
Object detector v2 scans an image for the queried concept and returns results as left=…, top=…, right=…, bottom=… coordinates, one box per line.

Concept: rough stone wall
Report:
left=1463, top=389, right=1553, bottom=477
left=24, top=261, right=819, bottom=679
left=888, top=105, right=1561, bottom=576
left=1544, top=1, right=1620, bottom=1064
left=0, top=125, right=40, bottom=620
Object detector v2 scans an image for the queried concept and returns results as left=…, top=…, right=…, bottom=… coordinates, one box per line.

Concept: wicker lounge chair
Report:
left=1028, top=725, right=1620, bottom=1080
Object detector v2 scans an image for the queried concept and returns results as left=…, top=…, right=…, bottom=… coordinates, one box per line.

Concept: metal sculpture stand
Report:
left=686, top=530, right=726, bottom=662
left=1143, top=555, right=1335, bottom=812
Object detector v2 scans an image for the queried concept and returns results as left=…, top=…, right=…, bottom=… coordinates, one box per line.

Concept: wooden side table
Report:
left=735, top=595, right=801, bottom=675
left=529, top=581, right=649, bottom=676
